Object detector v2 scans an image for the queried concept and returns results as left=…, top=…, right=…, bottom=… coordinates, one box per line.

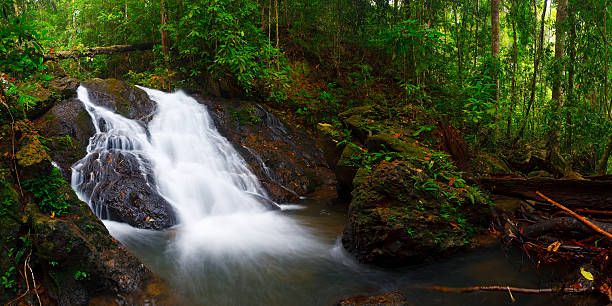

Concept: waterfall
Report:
left=72, top=85, right=321, bottom=261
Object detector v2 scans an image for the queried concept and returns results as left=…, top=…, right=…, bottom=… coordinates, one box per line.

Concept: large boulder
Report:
left=81, top=78, right=157, bottom=121
left=35, top=97, right=95, bottom=178
left=74, top=150, right=176, bottom=230
left=199, top=97, right=335, bottom=203
left=342, top=160, right=486, bottom=266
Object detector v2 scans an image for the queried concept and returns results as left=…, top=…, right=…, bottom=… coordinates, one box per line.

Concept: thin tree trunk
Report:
left=546, top=0, right=569, bottom=176
left=491, top=0, right=500, bottom=102
left=516, top=0, right=548, bottom=140
left=474, top=0, right=479, bottom=69
left=454, top=1, right=462, bottom=81
left=508, top=0, right=519, bottom=139
left=597, top=134, right=612, bottom=175
left=275, top=0, right=279, bottom=47
left=605, top=0, right=609, bottom=118
left=160, top=0, right=169, bottom=59
left=566, top=1, right=577, bottom=152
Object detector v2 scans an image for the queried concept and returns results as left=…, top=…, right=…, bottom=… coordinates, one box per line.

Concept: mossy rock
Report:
left=336, top=144, right=362, bottom=201
left=81, top=78, right=156, bottom=121
left=35, top=97, right=95, bottom=178
left=342, top=160, right=484, bottom=266
left=472, top=152, right=512, bottom=176
left=365, top=133, right=424, bottom=158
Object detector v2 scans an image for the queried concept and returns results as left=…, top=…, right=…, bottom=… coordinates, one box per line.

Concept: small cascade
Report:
left=72, top=84, right=320, bottom=259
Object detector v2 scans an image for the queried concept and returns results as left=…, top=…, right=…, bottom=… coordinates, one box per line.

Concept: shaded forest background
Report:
left=1, top=0, right=611, bottom=175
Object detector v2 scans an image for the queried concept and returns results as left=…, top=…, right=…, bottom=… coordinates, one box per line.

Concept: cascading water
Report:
left=71, top=85, right=357, bottom=304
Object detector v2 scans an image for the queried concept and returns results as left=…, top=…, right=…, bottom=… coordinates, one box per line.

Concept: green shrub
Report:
left=22, top=167, right=70, bottom=215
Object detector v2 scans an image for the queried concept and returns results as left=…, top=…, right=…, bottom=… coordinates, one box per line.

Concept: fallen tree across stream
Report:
left=43, top=43, right=155, bottom=60
left=478, top=176, right=612, bottom=210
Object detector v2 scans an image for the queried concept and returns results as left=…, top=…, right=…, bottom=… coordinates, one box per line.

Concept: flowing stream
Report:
left=71, top=86, right=586, bottom=306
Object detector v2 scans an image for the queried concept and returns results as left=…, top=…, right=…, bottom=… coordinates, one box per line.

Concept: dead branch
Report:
left=536, top=192, right=612, bottom=240
left=429, top=285, right=592, bottom=294
left=43, top=43, right=154, bottom=60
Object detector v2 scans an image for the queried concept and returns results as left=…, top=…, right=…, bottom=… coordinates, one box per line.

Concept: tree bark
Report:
left=43, top=43, right=155, bottom=60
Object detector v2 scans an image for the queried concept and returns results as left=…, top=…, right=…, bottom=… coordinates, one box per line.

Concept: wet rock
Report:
left=49, top=76, right=80, bottom=99
left=26, top=188, right=150, bottom=306
left=342, top=160, right=484, bottom=266
left=75, top=150, right=176, bottom=230
left=336, top=291, right=409, bottom=306
left=335, top=144, right=361, bottom=202
left=35, top=97, right=95, bottom=178
left=198, top=97, right=335, bottom=203
left=471, top=152, right=512, bottom=177
left=81, top=78, right=156, bottom=122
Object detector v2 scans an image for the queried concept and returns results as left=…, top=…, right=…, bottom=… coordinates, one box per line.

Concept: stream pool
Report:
left=104, top=195, right=594, bottom=306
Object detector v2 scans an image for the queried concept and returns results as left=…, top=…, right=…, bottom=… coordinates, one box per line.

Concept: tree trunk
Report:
left=508, top=0, right=519, bottom=139
left=598, top=134, right=612, bottom=175
left=546, top=0, right=569, bottom=176
left=516, top=0, right=548, bottom=140
left=43, top=43, right=155, bottom=60
left=566, top=1, right=577, bottom=152
left=160, top=0, right=169, bottom=59
left=491, top=0, right=500, bottom=103
left=605, top=0, right=609, bottom=118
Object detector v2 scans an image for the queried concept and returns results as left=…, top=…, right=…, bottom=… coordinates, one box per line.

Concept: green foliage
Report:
left=0, top=15, right=47, bottom=78
left=168, top=0, right=290, bottom=99
left=1, top=267, right=16, bottom=290
left=0, top=169, right=18, bottom=217
left=230, top=106, right=262, bottom=125
left=73, top=270, right=89, bottom=281
left=22, top=168, right=70, bottom=215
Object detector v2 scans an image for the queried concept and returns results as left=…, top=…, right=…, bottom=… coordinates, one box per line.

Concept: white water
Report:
left=72, top=85, right=323, bottom=262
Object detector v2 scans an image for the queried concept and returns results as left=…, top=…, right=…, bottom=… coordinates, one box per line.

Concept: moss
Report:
left=337, top=144, right=363, bottom=167
left=230, top=105, right=262, bottom=125
left=366, top=133, right=424, bottom=157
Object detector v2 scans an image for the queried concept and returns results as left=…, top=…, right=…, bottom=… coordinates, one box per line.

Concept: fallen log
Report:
left=478, top=176, right=612, bottom=210
left=43, top=43, right=155, bottom=60
left=523, top=217, right=612, bottom=239
left=536, top=192, right=612, bottom=240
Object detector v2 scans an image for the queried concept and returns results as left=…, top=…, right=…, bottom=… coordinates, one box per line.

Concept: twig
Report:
left=575, top=208, right=612, bottom=216
left=26, top=251, right=42, bottom=306
left=536, top=191, right=612, bottom=240
left=1, top=100, right=23, bottom=197
left=429, top=285, right=591, bottom=294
